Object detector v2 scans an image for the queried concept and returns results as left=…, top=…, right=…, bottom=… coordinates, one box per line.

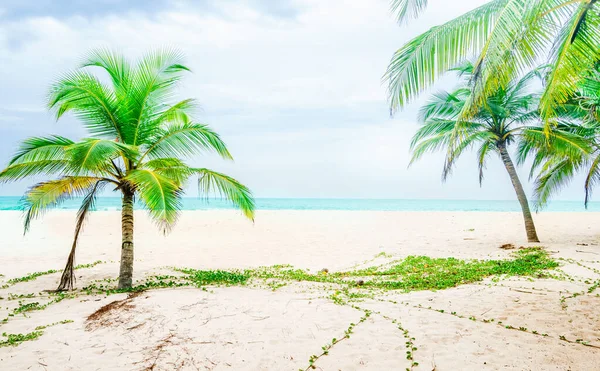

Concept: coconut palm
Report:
left=410, top=63, right=547, bottom=242
left=385, top=0, right=600, bottom=128
left=518, top=70, right=600, bottom=207
left=0, top=49, right=255, bottom=290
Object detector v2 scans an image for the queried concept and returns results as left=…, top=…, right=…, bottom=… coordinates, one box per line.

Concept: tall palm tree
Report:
left=410, top=63, right=545, bottom=242
left=385, top=0, right=600, bottom=129
left=0, top=49, right=255, bottom=290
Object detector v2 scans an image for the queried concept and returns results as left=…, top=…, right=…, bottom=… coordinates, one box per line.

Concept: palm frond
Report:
left=534, top=157, right=577, bottom=209
left=0, top=135, right=74, bottom=182
left=82, top=48, right=132, bottom=99
left=66, top=138, right=137, bottom=174
left=139, top=121, right=232, bottom=163
left=48, top=70, right=123, bottom=140
left=125, top=169, right=182, bottom=231
left=518, top=125, right=593, bottom=165
left=477, top=141, right=493, bottom=185
left=467, top=0, right=556, bottom=115
left=384, top=0, right=505, bottom=112
left=390, top=0, right=428, bottom=23
left=22, top=176, right=102, bottom=233
left=418, top=88, right=469, bottom=122
left=0, top=161, right=71, bottom=183
left=194, top=168, right=255, bottom=221
left=540, top=1, right=600, bottom=127
left=141, top=157, right=190, bottom=186
left=410, top=118, right=486, bottom=164
left=9, top=135, right=74, bottom=165
left=442, top=130, right=496, bottom=180
left=133, top=98, right=198, bottom=146
left=129, top=48, right=191, bottom=145
left=584, top=152, right=600, bottom=207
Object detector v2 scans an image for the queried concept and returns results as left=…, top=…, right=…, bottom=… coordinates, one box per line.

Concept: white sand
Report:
left=1, top=210, right=599, bottom=370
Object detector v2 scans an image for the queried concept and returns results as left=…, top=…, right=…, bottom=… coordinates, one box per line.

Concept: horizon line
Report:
left=0, top=195, right=591, bottom=203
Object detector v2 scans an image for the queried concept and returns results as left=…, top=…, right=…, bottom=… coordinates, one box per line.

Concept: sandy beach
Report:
left=1, top=210, right=600, bottom=370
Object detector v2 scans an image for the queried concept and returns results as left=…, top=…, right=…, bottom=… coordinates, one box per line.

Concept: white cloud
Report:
left=0, top=0, right=588, bottom=202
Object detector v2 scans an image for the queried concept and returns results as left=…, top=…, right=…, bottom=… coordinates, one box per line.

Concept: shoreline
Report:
left=2, top=197, right=600, bottom=213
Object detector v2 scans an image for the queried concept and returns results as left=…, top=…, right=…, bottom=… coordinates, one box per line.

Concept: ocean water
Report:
left=0, top=197, right=598, bottom=212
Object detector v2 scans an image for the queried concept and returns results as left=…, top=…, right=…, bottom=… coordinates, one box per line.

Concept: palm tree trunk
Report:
left=117, top=190, right=135, bottom=289
left=56, top=242, right=77, bottom=291
left=497, top=142, right=540, bottom=243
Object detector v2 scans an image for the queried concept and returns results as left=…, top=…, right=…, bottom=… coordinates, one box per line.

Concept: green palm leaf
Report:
left=391, top=0, right=428, bottom=23
left=133, top=98, right=198, bottom=146
left=477, top=141, right=493, bottom=185
left=129, top=48, right=191, bottom=145
left=467, top=0, right=555, bottom=114
left=534, top=158, right=578, bottom=209
left=384, top=0, right=505, bottom=112
left=9, top=135, right=74, bottom=165
left=22, top=176, right=102, bottom=232
left=540, top=1, right=600, bottom=126
left=194, top=168, right=255, bottom=221
left=48, top=71, right=123, bottom=140
left=66, top=138, right=137, bottom=174
left=140, top=121, right=232, bottom=163
left=125, top=169, right=182, bottom=231
left=141, top=157, right=191, bottom=185
left=0, top=136, right=75, bottom=182
left=82, top=48, right=132, bottom=97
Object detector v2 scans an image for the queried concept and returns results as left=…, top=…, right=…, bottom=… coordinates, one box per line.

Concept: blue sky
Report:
left=0, top=0, right=588, bottom=201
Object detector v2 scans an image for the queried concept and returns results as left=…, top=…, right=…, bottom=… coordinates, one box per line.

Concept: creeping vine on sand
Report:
left=379, top=297, right=600, bottom=350
left=0, top=260, right=105, bottom=289
left=301, top=308, right=372, bottom=371
left=0, top=320, right=72, bottom=348
left=4, top=247, right=598, bottom=363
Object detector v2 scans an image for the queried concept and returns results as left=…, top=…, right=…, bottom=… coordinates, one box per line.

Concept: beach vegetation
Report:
left=252, top=247, right=557, bottom=292
left=0, top=320, right=72, bottom=348
left=174, top=268, right=250, bottom=287
left=0, top=261, right=105, bottom=289
left=0, top=49, right=255, bottom=290
left=301, top=308, right=372, bottom=371
left=0, top=331, right=43, bottom=347
left=6, top=269, right=58, bottom=285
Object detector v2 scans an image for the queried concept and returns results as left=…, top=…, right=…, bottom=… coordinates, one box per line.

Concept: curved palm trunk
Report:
left=118, top=190, right=135, bottom=289
left=497, top=142, right=540, bottom=243
left=56, top=242, right=77, bottom=291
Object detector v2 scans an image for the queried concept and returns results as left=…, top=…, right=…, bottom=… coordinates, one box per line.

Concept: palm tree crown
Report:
left=411, top=63, right=540, bottom=178
left=0, top=49, right=255, bottom=290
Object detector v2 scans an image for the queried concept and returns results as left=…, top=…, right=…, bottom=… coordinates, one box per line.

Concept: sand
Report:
left=0, top=210, right=599, bottom=370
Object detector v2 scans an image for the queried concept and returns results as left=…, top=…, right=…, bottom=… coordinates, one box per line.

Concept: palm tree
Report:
left=518, top=70, right=600, bottom=207
left=385, top=0, right=600, bottom=129
left=410, top=63, right=545, bottom=242
left=0, top=49, right=255, bottom=291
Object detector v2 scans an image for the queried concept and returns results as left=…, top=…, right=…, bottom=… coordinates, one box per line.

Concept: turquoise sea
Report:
left=0, top=197, right=599, bottom=212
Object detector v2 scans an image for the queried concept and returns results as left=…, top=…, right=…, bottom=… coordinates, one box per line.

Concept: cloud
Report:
left=0, top=0, right=588, bottom=202
left=0, top=0, right=300, bottom=20
left=0, top=0, right=171, bottom=19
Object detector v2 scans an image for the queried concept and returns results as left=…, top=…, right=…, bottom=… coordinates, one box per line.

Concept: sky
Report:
left=0, top=0, right=588, bottom=201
